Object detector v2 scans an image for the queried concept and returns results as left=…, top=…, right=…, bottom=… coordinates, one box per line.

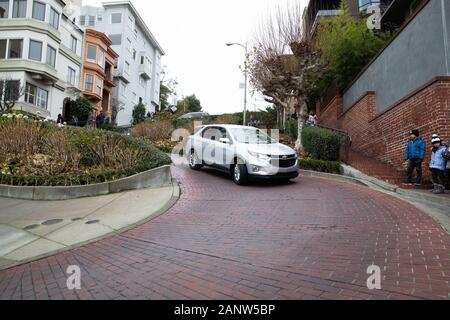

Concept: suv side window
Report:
left=202, top=127, right=222, bottom=141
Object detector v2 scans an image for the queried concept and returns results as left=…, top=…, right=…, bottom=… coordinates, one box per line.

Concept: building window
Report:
left=97, top=14, right=102, bottom=21
left=120, top=82, right=126, bottom=96
left=0, top=80, right=21, bottom=101
left=109, top=34, right=121, bottom=46
left=85, top=74, right=93, bottom=92
left=88, top=15, right=95, bottom=26
left=87, top=44, right=96, bottom=62
left=25, top=82, right=37, bottom=105
left=28, top=40, right=42, bottom=61
left=8, top=39, right=23, bottom=59
left=98, top=48, right=104, bottom=67
left=36, top=87, right=47, bottom=109
left=32, top=1, right=46, bottom=21
left=96, top=78, right=102, bottom=96
left=67, top=67, right=76, bottom=85
left=358, top=0, right=380, bottom=11
left=0, top=39, right=6, bottom=58
left=12, top=0, right=27, bottom=18
left=0, top=0, right=9, bottom=19
left=49, top=7, right=59, bottom=29
left=132, top=92, right=136, bottom=104
left=70, top=35, right=77, bottom=53
left=125, top=61, right=130, bottom=73
left=79, top=15, right=85, bottom=25
left=126, top=38, right=131, bottom=52
left=111, top=13, right=121, bottom=24
left=46, top=45, right=56, bottom=67
left=132, top=49, right=136, bottom=61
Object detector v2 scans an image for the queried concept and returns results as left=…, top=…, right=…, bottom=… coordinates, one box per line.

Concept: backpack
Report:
left=443, top=144, right=450, bottom=161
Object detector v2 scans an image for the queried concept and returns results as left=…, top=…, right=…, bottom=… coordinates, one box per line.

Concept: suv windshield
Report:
left=229, top=128, right=275, bottom=144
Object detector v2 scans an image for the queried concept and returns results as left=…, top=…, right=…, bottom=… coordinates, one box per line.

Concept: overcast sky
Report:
left=85, top=0, right=308, bottom=115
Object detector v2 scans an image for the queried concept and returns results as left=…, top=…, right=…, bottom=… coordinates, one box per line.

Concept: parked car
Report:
left=177, top=112, right=210, bottom=120
left=186, top=125, right=299, bottom=185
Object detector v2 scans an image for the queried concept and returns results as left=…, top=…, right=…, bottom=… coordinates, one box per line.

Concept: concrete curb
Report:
left=0, top=181, right=181, bottom=271
left=0, top=165, right=172, bottom=201
left=299, top=169, right=370, bottom=188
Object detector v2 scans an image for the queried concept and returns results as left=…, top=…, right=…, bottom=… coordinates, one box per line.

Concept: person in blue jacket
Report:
left=404, top=129, right=426, bottom=185
left=429, top=134, right=448, bottom=194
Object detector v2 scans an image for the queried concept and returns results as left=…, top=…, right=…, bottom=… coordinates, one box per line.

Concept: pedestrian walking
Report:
left=429, top=134, right=448, bottom=194
left=403, top=129, right=426, bottom=186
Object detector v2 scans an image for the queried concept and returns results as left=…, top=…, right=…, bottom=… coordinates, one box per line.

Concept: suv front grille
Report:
left=270, top=155, right=297, bottom=168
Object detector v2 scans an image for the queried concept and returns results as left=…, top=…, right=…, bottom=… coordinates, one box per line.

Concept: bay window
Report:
left=46, top=45, right=56, bottom=67
left=32, top=1, right=45, bottom=21
left=36, top=87, right=48, bottom=109
left=8, top=39, right=23, bottom=59
left=85, top=74, right=93, bottom=92
left=49, top=7, right=59, bottom=29
left=12, top=0, right=27, bottom=18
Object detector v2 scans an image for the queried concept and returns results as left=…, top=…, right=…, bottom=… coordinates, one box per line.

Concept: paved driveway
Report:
left=0, top=159, right=449, bottom=300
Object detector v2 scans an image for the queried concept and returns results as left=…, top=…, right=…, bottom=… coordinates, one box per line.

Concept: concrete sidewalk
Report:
left=0, top=183, right=179, bottom=270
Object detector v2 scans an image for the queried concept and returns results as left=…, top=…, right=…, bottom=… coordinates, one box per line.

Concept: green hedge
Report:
left=0, top=131, right=171, bottom=187
left=299, top=159, right=342, bottom=174
left=301, top=126, right=341, bottom=161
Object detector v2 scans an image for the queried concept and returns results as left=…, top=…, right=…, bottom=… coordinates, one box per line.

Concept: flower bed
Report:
left=0, top=116, right=171, bottom=186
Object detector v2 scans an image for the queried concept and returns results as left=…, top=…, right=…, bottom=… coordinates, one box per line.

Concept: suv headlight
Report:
left=248, top=150, right=271, bottom=161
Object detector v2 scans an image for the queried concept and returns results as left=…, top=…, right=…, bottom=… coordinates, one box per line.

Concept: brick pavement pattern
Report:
left=0, top=160, right=449, bottom=300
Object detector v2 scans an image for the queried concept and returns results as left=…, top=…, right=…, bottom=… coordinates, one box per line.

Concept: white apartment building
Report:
left=77, top=1, right=164, bottom=127
left=0, top=0, right=83, bottom=118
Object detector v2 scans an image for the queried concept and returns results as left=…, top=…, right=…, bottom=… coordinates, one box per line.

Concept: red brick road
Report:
left=0, top=160, right=449, bottom=300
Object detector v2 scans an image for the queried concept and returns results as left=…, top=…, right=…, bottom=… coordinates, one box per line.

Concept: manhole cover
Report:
left=42, top=219, right=64, bottom=226
left=85, top=220, right=100, bottom=225
left=24, top=224, right=40, bottom=230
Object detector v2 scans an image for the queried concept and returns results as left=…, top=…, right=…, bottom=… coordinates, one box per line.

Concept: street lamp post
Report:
left=226, top=42, right=248, bottom=126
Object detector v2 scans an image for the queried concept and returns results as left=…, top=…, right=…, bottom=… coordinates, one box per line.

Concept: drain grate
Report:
left=42, top=219, right=64, bottom=226
left=85, top=220, right=100, bottom=225
left=24, top=224, right=40, bottom=230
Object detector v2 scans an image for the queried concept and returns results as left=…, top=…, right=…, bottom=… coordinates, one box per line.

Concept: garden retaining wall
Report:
left=0, top=165, right=172, bottom=201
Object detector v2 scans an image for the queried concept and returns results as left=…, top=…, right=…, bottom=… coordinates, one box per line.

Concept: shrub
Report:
left=132, top=103, right=146, bottom=125
left=285, top=120, right=298, bottom=140
left=69, top=98, right=92, bottom=123
left=0, top=118, right=171, bottom=186
left=131, top=120, right=174, bottom=142
left=301, top=126, right=341, bottom=161
left=299, top=159, right=342, bottom=174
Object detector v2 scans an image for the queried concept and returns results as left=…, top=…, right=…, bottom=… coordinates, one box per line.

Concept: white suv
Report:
left=186, top=125, right=299, bottom=185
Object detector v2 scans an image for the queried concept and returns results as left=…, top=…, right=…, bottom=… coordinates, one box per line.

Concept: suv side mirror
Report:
left=219, top=138, right=231, bottom=144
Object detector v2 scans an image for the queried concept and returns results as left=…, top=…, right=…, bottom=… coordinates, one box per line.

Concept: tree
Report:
left=178, top=94, right=202, bottom=113
left=111, top=97, right=125, bottom=125
left=0, top=79, right=24, bottom=113
left=316, top=1, right=390, bottom=92
left=159, top=68, right=178, bottom=111
left=159, top=82, right=171, bottom=111
left=132, top=102, right=146, bottom=125
left=69, top=98, right=92, bottom=124
left=250, top=1, right=322, bottom=152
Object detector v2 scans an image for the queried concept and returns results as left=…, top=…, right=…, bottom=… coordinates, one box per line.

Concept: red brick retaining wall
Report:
left=318, top=77, right=450, bottom=178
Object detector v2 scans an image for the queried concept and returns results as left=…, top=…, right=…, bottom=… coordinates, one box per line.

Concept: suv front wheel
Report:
left=232, top=162, right=248, bottom=185
left=189, top=150, right=203, bottom=170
